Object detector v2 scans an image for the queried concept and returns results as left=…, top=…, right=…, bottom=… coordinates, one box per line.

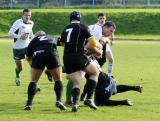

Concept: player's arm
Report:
left=8, top=20, right=28, bottom=40
left=86, top=36, right=102, bottom=58
left=8, top=20, right=21, bottom=39
left=110, top=32, right=115, bottom=45
left=25, top=38, right=35, bottom=66
left=99, top=36, right=111, bottom=45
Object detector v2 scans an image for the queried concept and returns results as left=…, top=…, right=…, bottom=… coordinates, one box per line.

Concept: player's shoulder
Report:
left=88, top=24, right=101, bottom=30
left=28, top=20, right=34, bottom=25
left=79, top=23, right=88, bottom=30
left=14, top=18, right=23, bottom=24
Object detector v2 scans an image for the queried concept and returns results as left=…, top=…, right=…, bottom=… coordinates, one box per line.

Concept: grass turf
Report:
left=0, top=39, right=160, bottom=121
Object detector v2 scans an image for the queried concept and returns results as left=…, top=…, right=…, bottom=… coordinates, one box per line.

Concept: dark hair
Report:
left=97, top=13, right=105, bottom=18
left=103, top=21, right=116, bottom=29
left=23, top=8, right=30, bottom=14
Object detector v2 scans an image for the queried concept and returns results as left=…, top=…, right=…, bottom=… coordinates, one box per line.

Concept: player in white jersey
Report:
left=8, top=8, right=34, bottom=86
left=88, top=13, right=115, bottom=77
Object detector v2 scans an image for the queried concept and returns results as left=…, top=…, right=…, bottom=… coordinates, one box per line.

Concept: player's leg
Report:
left=80, top=74, right=90, bottom=101
left=116, top=85, right=143, bottom=93
left=105, top=45, right=114, bottom=77
left=67, top=71, right=84, bottom=112
left=61, top=65, right=73, bottom=106
left=83, top=62, right=99, bottom=110
left=65, top=80, right=73, bottom=107
left=50, top=66, right=66, bottom=110
left=24, top=68, right=43, bottom=110
left=45, top=69, right=52, bottom=82
left=13, top=48, right=26, bottom=86
left=104, top=99, right=133, bottom=106
left=14, top=60, right=22, bottom=86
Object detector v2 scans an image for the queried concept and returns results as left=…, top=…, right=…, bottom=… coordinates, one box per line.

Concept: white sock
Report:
left=108, top=63, right=113, bottom=76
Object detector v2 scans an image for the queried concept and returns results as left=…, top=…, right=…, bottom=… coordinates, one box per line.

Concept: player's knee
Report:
left=108, top=58, right=114, bottom=63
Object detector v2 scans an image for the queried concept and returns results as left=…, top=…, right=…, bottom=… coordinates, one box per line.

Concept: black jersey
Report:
left=61, top=23, right=92, bottom=54
left=26, top=35, right=57, bottom=57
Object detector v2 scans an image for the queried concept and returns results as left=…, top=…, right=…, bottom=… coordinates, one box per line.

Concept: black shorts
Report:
left=31, top=50, right=60, bottom=70
left=63, top=54, right=91, bottom=74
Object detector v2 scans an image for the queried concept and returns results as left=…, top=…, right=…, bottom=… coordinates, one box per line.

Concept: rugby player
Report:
left=81, top=58, right=143, bottom=106
left=24, top=31, right=66, bottom=110
left=8, top=8, right=34, bottom=86
left=88, top=13, right=115, bottom=77
left=65, top=55, right=143, bottom=106
left=60, top=11, right=102, bottom=112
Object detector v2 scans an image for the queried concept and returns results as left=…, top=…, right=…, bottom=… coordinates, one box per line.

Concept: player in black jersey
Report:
left=80, top=57, right=143, bottom=106
left=60, top=11, right=102, bottom=112
left=24, top=31, right=66, bottom=110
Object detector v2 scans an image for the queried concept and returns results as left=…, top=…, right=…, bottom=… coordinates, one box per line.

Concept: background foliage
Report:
left=0, top=9, right=160, bottom=39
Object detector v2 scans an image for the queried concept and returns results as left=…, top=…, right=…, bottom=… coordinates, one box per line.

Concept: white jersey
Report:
left=88, top=24, right=112, bottom=53
left=8, top=18, right=34, bottom=49
left=88, top=24, right=102, bottom=41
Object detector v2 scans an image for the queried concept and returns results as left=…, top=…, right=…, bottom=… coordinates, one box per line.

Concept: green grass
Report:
left=0, top=39, right=160, bottom=121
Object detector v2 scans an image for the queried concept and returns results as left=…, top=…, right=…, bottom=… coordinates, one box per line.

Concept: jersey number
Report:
left=66, top=28, right=73, bottom=43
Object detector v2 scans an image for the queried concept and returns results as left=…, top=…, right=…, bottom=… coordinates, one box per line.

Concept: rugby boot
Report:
left=24, top=100, right=32, bottom=110
left=84, top=99, right=97, bottom=110
left=72, top=104, right=79, bottom=112
left=135, top=85, right=143, bottom=93
left=56, top=101, right=67, bottom=110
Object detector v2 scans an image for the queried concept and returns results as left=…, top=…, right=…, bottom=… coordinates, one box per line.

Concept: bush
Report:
left=0, top=9, right=160, bottom=37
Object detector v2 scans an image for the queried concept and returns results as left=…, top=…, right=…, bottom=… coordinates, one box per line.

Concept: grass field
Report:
left=0, top=39, right=160, bottom=121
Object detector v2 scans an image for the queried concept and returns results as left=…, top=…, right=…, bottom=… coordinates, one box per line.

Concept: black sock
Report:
left=86, top=79, right=97, bottom=99
left=54, top=80, right=63, bottom=101
left=27, top=82, right=37, bottom=105
left=117, top=85, right=138, bottom=93
left=105, top=100, right=128, bottom=106
left=82, top=80, right=89, bottom=96
left=72, top=88, right=80, bottom=105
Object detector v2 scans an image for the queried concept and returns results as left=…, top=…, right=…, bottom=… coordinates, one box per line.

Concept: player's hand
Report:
left=20, top=33, right=29, bottom=40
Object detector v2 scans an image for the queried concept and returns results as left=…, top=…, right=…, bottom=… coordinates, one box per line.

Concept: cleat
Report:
left=72, top=104, right=79, bottom=112
left=64, top=101, right=72, bottom=107
left=24, top=100, right=32, bottom=110
left=56, top=101, right=67, bottom=110
left=84, top=99, right=97, bottom=110
left=125, top=99, right=133, bottom=106
left=80, top=93, right=86, bottom=101
left=15, top=77, right=21, bottom=86
left=135, top=85, right=143, bottom=93
left=24, top=105, right=32, bottom=110
left=45, top=70, right=52, bottom=82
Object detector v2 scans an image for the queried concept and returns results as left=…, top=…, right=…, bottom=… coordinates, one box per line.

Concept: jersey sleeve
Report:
left=8, top=20, right=20, bottom=38
left=82, top=25, right=92, bottom=39
left=60, top=29, right=66, bottom=44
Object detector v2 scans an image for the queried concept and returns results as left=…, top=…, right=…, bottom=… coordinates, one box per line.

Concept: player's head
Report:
left=70, top=11, right=81, bottom=23
left=102, top=21, right=116, bottom=37
left=22, top=8, right=31, bottom=23
left=97, top=13, right=106, bottom=26
left=34, top=31, right=46, bottom=37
